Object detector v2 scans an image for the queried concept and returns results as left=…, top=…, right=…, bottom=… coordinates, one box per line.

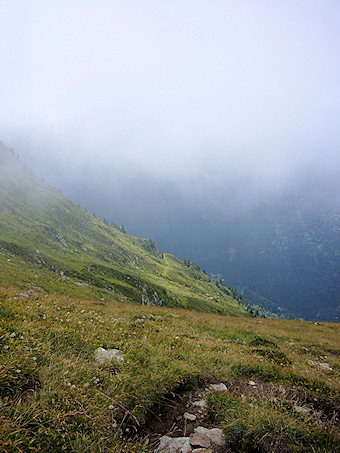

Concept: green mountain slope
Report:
left=0, top=142, right=246, bottom=316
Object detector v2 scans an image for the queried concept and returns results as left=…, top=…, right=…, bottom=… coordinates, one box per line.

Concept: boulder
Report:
left=155, top=436, right=192, bottom=453
left=190, top=427, right=225, bottom=450
left=192, top=400, right=207, bottom=408
left=209, top=383, right=227, bottom=392
left=94, top=347, right=124, bottom=363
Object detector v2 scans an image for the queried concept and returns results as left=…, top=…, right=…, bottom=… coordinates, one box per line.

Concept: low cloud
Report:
left=0, top=0, right=339, bottom=205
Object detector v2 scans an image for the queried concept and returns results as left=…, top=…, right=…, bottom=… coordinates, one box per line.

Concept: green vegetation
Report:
left=0, top=144, right=339, bottom=452
left=0, top=145, right=246, bottom=317
left=0, top=290, right=339, bottom=452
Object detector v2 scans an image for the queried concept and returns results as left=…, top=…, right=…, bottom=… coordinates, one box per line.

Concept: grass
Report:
left=207, top=391, right=338, bottom=452
left=0, top=287, right=339, bottom=452
left=0, top=153, right=247, bottom=317
left=1, top=147, right=339, bottom=451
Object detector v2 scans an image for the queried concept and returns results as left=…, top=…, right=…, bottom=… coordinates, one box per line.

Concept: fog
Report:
left=0, top=0, right=339, bottom=201
left=1, top=1, right=339, bottom=320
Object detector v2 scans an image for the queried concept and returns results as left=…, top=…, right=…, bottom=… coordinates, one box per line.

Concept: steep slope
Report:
left=0, top=142, right=246, bottom=316
left=68, top=171, right=339, bottom=321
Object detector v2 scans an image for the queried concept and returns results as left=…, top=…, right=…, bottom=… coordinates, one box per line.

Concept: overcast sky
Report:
left=0, top=0, right=339, bottom=193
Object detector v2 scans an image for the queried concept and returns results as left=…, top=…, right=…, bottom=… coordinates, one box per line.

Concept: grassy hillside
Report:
left=1, top=143, right=339, bottom=452
left=81, top=169, right=339, bottom=321
left=0, top=288, right=339, bottom=452
left=0, top=142, right=245, bottom=317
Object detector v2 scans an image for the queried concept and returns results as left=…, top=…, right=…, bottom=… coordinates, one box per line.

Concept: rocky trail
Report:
left=141, top=380, right=228, bottom=452
left=131, top=377, right=339, bottom=453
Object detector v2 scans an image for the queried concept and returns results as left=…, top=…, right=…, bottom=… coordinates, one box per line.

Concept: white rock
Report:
left=94, top=347, right=124, bottom=363
left=308, top=360, right=333, bottom=371
left=184, top=412, right=197, bottom=421
left=190, top=427, right=225, bottom=449
left=294, top=405, right=311, bottom=415
left=248, top=380, right=257, bottom=386
left=209, top=383, right=227, bottom=392
left=155, top=436, right=192, bottom=453
left=192, top=400, right=207, bottom=408
left=191, top=449, right=213, bottom=453
left=190, top=432, right=210, bottom=449
left=319, top=362, right=333, bottom=371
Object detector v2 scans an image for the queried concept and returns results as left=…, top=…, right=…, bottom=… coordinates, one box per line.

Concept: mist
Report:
left=1, top=0, right=339, bottom=200
left=1, top=1, right=339, bottom=320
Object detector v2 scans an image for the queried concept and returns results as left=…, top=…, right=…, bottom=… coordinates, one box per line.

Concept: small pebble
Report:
left=184, top=412, right=197, bottom=421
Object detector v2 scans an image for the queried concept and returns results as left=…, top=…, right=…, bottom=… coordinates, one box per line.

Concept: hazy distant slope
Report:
left=67, top=170, right=339, bottom=321
left=0, top=142, right=246, bottom=316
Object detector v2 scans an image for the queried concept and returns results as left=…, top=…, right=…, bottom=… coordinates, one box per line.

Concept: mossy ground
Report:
left=0, top=286, right=339, bottom=452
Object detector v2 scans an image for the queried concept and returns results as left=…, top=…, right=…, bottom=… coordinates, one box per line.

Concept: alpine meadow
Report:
left=0, top=142, right=339, bottom=453
left=0, top=1, right=340, bottom=452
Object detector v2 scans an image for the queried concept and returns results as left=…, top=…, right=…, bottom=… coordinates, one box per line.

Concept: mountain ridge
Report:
left=0, top=142, right=247, bottom=317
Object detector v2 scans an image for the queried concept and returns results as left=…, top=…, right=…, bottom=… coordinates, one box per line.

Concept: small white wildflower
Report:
left=108, top=405, right=114, bottom=409
left=10, top=332, right=16, bottom=338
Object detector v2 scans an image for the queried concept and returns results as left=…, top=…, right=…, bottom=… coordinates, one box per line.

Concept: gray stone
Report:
left=209, top=383, right=227, bottom=392
left=190, top=432, right=210, bottom=449
left=190, top=427, right=225, bottom=449
left=319, top=362, right=333, bottom=371
left=294, top=405, right=311, bottom=415
left=154, top=436, right=192, bottom=453
left=192, top=400, right=206, bottom=408
left=184, top=412, right=197, bottom=421
left=94, top=347, right=124, bottom=363
left=191, top=449, right=213, bottom=453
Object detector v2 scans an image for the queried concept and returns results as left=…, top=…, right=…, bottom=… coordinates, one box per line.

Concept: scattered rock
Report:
left=190, top=432, right=210, bottom=449
left=209, top=383, right=227, bottom=392
left=184, top=412, right=197, bottom=421
left=155, top=436, right=192, bottom=453
left=294, top=405, right=311, bottom=415
left=192, top=400, right=207, bottom=408
left=94, top=347, right=124, bottom=363
left=319, top=363, right=333, bottom=371
left=192, top=449, right=213, bottom=453
left=155, top=427, right=225, bottom=452
left=308, top=360, right=333, bottom=371
left=190, top=427, right=225, bottom=450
